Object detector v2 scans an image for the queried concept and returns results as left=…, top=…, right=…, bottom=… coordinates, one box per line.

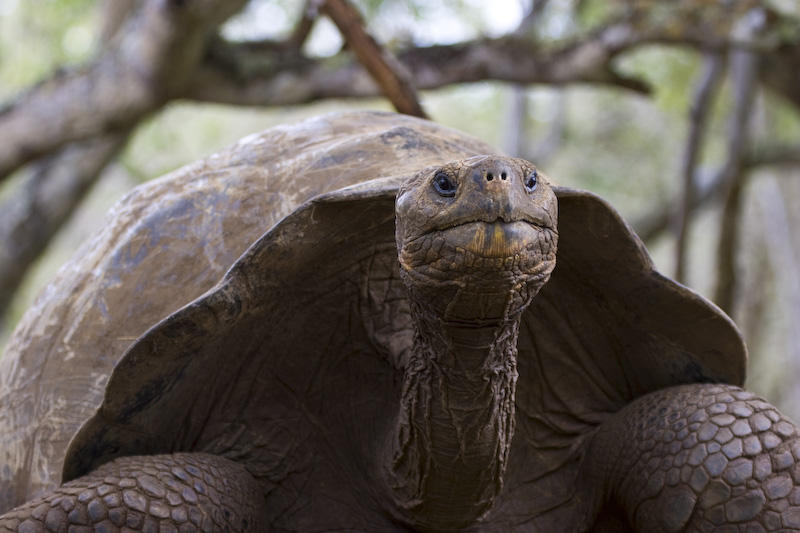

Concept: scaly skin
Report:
left=4, top=155, right=795, bottom=531
left=0, top=453, right=267, bottom=533
left=386, top=156, right=558, bottom=530
left=586, top=383, right=800, bottom=532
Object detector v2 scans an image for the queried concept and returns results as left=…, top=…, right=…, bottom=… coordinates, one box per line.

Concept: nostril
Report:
left=476, top=165, right=512, bottom=184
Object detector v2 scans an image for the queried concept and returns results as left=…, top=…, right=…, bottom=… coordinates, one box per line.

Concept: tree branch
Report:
left=633, top=142, right=800, bottom=244
left=0, top=0, right=249, bottom=325
left=98, top=0, right=138, bottom=45
left=504, top=85, right=528, bottom=158
left=713, top=15, right=762, bottom=314
left=183, top=7, right=800, bottom=111
left=287, top=0, right=321, bottom=50
left=760, top=39, right=800, bottom=110
left=0, top=0, right=247, bottom=183
left=187, top=25, right=652, bottom=107
left=753, top=176, right=800, bottom=412
left=0, top=132, right=130, bottom=324
left=749, top=144, right=800, bottom=167
left=320, top=0, right=427, bottom=117
left=513, top=0, right=553, bottom=38
left=3, top=3, right=797, bottom=187
left=0, top=63, right=152, bottom=184
left=7, top=4, right=795, bottom=187
left=674, top=52, right=725, bottom=283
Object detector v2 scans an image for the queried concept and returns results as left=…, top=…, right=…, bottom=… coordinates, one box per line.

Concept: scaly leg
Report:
left=0, top=452, right=267, bottom=532
left=586, top=383, right=800, bottom=532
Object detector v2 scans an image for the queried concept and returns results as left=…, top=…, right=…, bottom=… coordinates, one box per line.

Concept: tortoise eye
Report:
left=525, top=170, right=538, bottom=193
left=433, top=172, right=456, bottom=197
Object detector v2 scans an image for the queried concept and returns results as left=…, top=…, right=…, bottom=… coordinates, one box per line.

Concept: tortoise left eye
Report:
left=433, top=172, right=456, bottom=197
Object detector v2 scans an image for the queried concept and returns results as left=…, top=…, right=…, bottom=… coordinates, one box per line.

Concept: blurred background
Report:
left=2, top=0, right=800, bottom=417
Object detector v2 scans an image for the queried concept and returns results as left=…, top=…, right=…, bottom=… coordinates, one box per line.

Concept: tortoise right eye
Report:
left=433, top=172, right=456, bottom=197
left=524, top=170, right=538, bottom=193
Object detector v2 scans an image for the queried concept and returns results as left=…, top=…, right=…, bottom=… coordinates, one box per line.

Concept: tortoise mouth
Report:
left=433, top=220, right=549, bottom=259
left=398, top=220, right=557, bottom=321
left=433, top=208, right=553, bottom=232
left=399, top=220, right=556, bottom=283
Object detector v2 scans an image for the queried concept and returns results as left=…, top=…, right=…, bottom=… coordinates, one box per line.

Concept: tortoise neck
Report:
left=384, top=305, right=520, bottom=530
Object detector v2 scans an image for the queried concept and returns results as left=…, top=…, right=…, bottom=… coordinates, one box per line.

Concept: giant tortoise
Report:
left=1, top=111, right=799, bottom=532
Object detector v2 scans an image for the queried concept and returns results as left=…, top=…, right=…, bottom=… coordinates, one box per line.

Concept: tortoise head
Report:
left=395, top=155, right=558, bottom=324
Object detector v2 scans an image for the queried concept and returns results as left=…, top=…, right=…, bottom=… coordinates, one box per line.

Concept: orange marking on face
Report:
left=463, top=222, right=531, bottom=258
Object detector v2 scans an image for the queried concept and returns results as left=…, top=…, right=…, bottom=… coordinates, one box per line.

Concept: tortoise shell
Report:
left=0, top=111, right=745, bottom=522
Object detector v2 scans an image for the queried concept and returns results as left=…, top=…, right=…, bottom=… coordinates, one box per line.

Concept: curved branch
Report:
left=0, top=64, right=151, bottom=184
left=0, top=0, right=249, bottom=326
left=0, top=132, right=130, bottom=324
left=286, top=0, right=320, bottom=50
left=761, top=41, right=800, bottom=110
left=714, top=32, right=761, bottom=313
left=749, top=145, right=800, bottom=167
left=5, top=5, right=796, bottom=184
left=321, top=0, right=427, bottom=118
left=187, top=29, right=652, bottom=107
left=187, top=10, right=800, bottom=110
left=632, top=142, right=800, bottom=244
left=0, top=0, right=247, bottom=183
left=674, top=52, right=725, bottom=283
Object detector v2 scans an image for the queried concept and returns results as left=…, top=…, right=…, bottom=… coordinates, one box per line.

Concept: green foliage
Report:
left=0, top=0, right=95, bottom=100
left=763, top=92, right=800, bottom=143
left=618, top=46, right=699, bottom=113
left=574, top=0, right=623, bottom=31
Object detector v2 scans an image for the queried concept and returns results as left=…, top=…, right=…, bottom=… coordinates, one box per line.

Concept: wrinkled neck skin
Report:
left=384, top=293, right=526, bottom=531
left=384, top=156, right=558, bottom=529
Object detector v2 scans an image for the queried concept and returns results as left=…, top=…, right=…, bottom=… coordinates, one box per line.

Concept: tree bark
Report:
left=633, top=143, right=800, bottom=244
left=0, top=0, right=247, bottom=183
left=714, top=19, right=762, bottom=314
left=0, top=0, right=248, bottom=326
left=0, top=132, right=130, bottom=324
left=321, top=0, right=427, bottom=118
left=187, top=27, right=651, bottom=108
left=753, top=176, right=800, bottom=419
left=674, top=52, right=725, bottom=283
left=7, top=5, right=800, bottom=186
left=761, top=41, right=800, bottom=111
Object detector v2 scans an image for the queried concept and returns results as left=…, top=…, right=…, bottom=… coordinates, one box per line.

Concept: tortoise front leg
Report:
left=585, top=383, right=800, bottom=532
left=0, top=452, right=267, bottom=532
